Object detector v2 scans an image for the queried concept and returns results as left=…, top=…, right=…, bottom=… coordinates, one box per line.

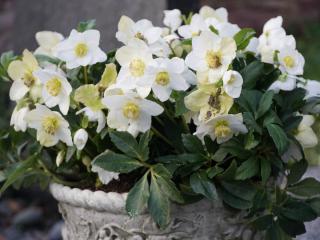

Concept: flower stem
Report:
left=83, top=66, right=88, bottom=84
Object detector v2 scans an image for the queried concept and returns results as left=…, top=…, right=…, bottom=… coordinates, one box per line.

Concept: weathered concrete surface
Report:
left=13, top=0, right=166, bottom=52
left=298, top=166, right=320, bottom=240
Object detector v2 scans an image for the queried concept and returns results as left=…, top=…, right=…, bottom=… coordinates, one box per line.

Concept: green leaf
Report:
left=234, top=28, right=256, bottom=50
left=280, top=200, right=317, bottom=222
left=207, top=166, right=224, bottom=179
left=278, top=216, right=306, bottom=237
left=0, top=154, right=38, bottom=194
left=209, top=25, right=219, bottom=35
left=220, top=188, right=252, bottom=209
left=109, top=131, right=143, bottom=160
left=236, top=157, right=259, bottom=180
left=182, top=134, right=205, bottom=154
left=261, top=158, right=271, bottom=183
left=35, top=54, right=60, bottom=65
left=237, top=89, right=263, bottom=113
left=204, top=135, right=219, bottom=154
left=218, top=160, right=237, bottom=180
left=92, top=150, right=143, bottom=173
left=157, top=176, right=184, bottom=204
left=251, top=214, right=273, bottom=231
left=244, top=131, right=260, bottom=150
left=243, top=112, right=262, bottom=134
left=77, top=19, right=96, bottom=32
left=308, top=198, right=320, bottom=215
left=287, top=159, right=308, bottom=185
left=266, top=222, right=291, bottom=240
left=126, top=172, right=150, bottom=217
left=220, top=180, right=256, bottom=201
left=287, top=178, right=320, bottom=198
left=240, top=61, right=264, bottom=89
left=148, top=175, right=170, bottom=228
left=173, top=91, right=189, bottom=117
left=138, top=131, right=152, bottom=161
left=267, top=123, right=289, bottom=155
left=256, top=90, right=274, bottom=119
left=190, top=172, right=218, bottom=200
left=156, top=153, right=206, bottom=165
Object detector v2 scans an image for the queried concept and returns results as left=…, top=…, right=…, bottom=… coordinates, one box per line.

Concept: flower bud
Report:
left=56, top=150, right=65, bottom=167
left=73, top=129, right=88, bottom=150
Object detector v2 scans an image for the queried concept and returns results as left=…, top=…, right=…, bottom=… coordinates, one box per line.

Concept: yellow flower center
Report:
left=46, top=78, right=62, bottom=96
left=129, top=59, right=145, bottom=77
left=283, top=56, right=295, bottom=68
left=23, top=72, right=36, bottom=87
left=42, top=116, right=59, bottom=135
left=206, top=50, right=222, bottom=69
left=227, top=75, right=236, bottom=85
left=214, top=120, right=231, bottom=138
left=75, top=43, right=89, bottom=57
left=134, top=32, right=146, bottom=42
left=155, top=71, right=170, bottom=86
left=123, top=102, right=140, bottom=119
left=192, top=31, right=200, bottom=37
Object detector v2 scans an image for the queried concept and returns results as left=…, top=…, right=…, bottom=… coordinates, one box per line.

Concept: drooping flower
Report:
left=74, top=84, right=106, bottom=133
left=114, top=39, right=155, bottom=97
left=73, top=129, right=89, bottom=150
left=8, top=50, right=40, bottom=101
left=10, top=106, right=29, bottom=132
left=34, top=67, right=72, bottom=115
left=163, top=9, right=182, bottom=31
left=178, top=14, right=207, bottom=39
left=222, top=70, right=243, bottom=98
left=150, top=57, right=189, bottom=102
left=184, top=84, right=234, bottom=122
left=25, top=104, right=73, bottom=147
left=116, top=16, right=162, bottom=45
left=185, top=31, right=236, bottom=83
left=102, top=91, right=163, bottom=136
left=35, top=31, right=64, bottom=57
left=195, top=114, right=248, bottom=144
left=54, top=29, right=107, bottom=69
left=294, top=115, right=318, bottom=149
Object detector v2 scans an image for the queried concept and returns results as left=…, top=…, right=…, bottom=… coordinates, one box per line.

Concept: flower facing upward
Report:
left=195, top=114, right=248, bottom=144
left=54, top=29, right=107, bottom=69
left=34, top=68, right=72, bottom=115
left=185, top=31, right=236, bottom=83
left=8, top=50, right=40, bottom=101
left=278, top=48, right=305, bottom=76
left=25, top=104, right=72, bottom=147
left=102, top=92, right=163, bottom=136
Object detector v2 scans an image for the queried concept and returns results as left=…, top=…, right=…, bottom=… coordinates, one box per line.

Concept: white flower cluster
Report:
left=7, top=6, right=320, bottom=183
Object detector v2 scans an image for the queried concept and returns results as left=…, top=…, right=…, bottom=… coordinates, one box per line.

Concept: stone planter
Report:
left=50, top=183, right=260, bottom=240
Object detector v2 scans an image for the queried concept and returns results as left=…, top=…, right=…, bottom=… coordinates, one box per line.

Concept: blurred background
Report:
left=0, top=0, right=319, bottom=239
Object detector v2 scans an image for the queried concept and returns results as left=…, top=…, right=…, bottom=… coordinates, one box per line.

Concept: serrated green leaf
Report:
left=126, top=172, right=150, bottom=217
left=256, top=90, right=274, bottom=119
left=234, top=28, right=256, bottom=50
left=251, top=214, right=273, bottom=231
left=221, top=180, right=256, bottom=201
left=287, top=159, right=308, bottom=185
left=287, top=178, right=320, bottom=198
left=138, top=131, right=152, bottom=161
left=190, top=172, right=218, bottom=200
left=220, top=188, right=252, bottom=209
left=267, top=123, right=289, bottom=155
left=261, top=158, right=271, bottom=183
left=157, top=176, right=184, bottom=204
left=218, top=160, right=237, bottom=180
left=240, top=62, right=264, bottom=89
left=236, top=157, right=259, bottom=180
left=148, top=175, right=170, bottom=228
left=182, top=134, right=205, bottom=154
left=92, top=150, right=143, bottom=173
left=243, top=112, right=262, bottom=134
left=280, top=200, right=317, bottom=222
left=207, top=166, right=223, bottom=179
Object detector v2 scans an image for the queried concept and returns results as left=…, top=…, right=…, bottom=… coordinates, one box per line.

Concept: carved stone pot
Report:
left=50, top=183, right=260, bottom=240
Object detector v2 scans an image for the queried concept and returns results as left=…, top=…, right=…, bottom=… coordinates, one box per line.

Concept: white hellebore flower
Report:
left=25, top=104, right=73, bottom=147
left=222, top=70, right=243, bottom=98
left=178, top=14, right=207, bottom=38
left=294, top=115, right=318, bottom=149
left=278, top=48, right=305, bottom=76
left=163, top=9, right=182, bottom=31
left=195, top=114, right=248, bottom=144
left=54, top=29, right=107, bottom=69
left=73, top=129, right=88, bottom=150
left=35, top=31, right=64, bottom=57
left=185, top=31, right=236, bottom=83
left=8, top=50, right=40, bottom=101
left=199, top=6, right=228, bottom=22
left=77, top=107, right=106, bottom=134
left=151, top=57, right=189, bottom=102
left=300, top=80, right=320, bottom=99
left=115, top=39, right=155, bottom=97
left=116, top=16, right=162, bottom=45
left=91, top=165, right=119, bottom=185
left=102, top=92, right=163, bottom=136
left=10, top=106, right=29, bottom=132
left=34, top=68, right=72, bottom=115
left=268, top=73, right=297, bottom=93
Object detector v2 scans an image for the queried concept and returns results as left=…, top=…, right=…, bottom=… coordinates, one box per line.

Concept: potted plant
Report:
left=1, top=5, right=320, bottom=240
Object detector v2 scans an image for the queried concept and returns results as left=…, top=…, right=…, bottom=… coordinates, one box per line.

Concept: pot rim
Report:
left=50, top=183, right=128, bottom=213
